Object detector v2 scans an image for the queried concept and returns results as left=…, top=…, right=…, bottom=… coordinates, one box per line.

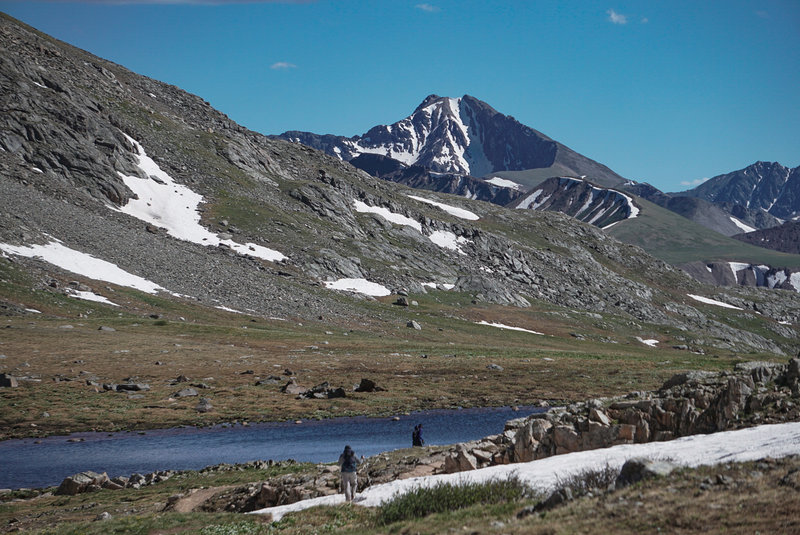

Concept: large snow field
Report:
left=252, top=421, right=800, bottom=521
left=115, top=135, right=286, bottom=263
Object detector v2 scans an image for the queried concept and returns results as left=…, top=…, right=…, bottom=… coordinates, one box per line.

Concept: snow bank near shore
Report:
left=251, top=421, right=800, bottom=521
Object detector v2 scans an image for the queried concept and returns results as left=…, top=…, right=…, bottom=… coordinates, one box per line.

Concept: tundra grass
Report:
left=608, top=198, right=800, bottom=268
left=0, top=254, right=789, bottom=441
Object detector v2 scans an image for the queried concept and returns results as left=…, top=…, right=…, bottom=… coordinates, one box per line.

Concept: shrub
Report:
left=377, top=475, right=535, bottom=525
left=555, top=464, right=620, bottom=497
left=199, top=522, right=267, bottom=535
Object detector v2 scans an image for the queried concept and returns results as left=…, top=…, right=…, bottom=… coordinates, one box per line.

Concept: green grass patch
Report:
left=608, top=198, right=800, bottom=267
left=376, top=475, right=536, bottom=525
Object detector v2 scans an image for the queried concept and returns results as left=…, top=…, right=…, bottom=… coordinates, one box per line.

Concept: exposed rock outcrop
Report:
left=442, top=358, right=800, bottom=473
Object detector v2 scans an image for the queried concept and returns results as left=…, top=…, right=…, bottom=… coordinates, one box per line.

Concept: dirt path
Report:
left=170, top=485, right=236, bottom=513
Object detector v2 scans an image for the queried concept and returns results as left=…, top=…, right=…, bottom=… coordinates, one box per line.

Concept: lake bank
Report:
left=1, top=405, right=543, bottom=489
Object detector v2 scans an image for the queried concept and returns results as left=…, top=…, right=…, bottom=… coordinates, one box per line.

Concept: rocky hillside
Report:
left=679, top=261, right=800, bottom=292
left=1, top=12, right=799, bottom=356
left=513, top=177, right=637, bottom=229
left=733, top=220, right=800, bottom=254
left=278, top=93, right=626, bottom=189
left=678, top=161, right=800, bottom=222
left=623, top=182, right=763, bottom=236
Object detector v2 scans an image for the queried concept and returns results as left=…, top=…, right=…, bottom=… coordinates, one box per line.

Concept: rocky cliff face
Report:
left=349, top=153, right=525, bottom=206
left=680, top=261, right=800, bottom=292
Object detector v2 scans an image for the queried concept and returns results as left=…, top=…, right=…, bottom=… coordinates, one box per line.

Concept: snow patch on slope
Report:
left=0, top=239, right=167, bottom=295
left=407, top=195, right=479, bottom=220
left=115, top=134, right=286, bottom=262
left=476, top=321, right=543, bottom=335
left=428, top=230, right=471, bottom=255
left=324, top=278, right=391, bottom=297
left=485, top=177, right=523, bottom=190
left=688, top=294, right=743, bottom=310
left=730, top=217, right=756, bottom=233
left=353, top=200, right=422, bottom=231
left=68, top=290, right=119, bottom=307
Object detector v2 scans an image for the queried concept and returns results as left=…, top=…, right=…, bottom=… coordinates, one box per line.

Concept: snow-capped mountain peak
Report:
left=351, top=95, right=477, bottom=175
left=279, top=94, right=626, bottom=188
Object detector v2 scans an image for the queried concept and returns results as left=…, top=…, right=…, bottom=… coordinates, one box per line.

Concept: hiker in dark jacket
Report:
left=412, top=424, right=424, bottom=447
left=337, top=445, right=360, bottom=501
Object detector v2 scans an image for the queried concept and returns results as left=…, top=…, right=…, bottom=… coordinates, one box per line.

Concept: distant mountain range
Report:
left=678, top=161, right=800, bottom=221
left=278, top=94, right=626, bottom=188
left=278, top=94, right=799, bottom=248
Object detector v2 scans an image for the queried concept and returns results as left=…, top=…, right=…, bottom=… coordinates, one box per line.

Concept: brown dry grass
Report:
left=0, top=299, right=750, bottom=441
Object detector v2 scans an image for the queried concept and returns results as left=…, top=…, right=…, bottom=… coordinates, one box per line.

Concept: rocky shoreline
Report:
left=17, top=357, right=797, bottom=515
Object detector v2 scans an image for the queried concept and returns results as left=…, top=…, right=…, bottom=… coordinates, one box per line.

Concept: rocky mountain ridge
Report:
left=678, top=161, right=800, bottom=222
left=0, top=12, right=799, bottom=356
left=278, top=93, right=626, bottom=188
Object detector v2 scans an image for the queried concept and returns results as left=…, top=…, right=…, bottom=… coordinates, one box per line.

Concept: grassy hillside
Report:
left=607, top=197, right=800, bottom=268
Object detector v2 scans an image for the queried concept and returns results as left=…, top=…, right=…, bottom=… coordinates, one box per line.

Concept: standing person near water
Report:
left=337, top=445, right=360, bottom=502
left=412, top=424, right=424, bottom=447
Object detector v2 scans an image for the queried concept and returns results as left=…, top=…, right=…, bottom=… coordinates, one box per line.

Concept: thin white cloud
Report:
left=270, top=61, right=297, bottom=70
left=756, top=10, right=769, bottom=19
left=416, top=3, right=440, bottom=12
left=640, top=17, right=649, bottom=24
left=31, top=0, right=314, bottom=4
left=680, top=177, right=711, bottom=187
left=607, top=8, right=628, bottom=25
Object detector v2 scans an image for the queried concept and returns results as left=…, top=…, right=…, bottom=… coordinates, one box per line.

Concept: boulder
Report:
left=444, top=444, right=478, bottom=473
left=326, top=387, right=346, bottom=399
left=660, top=370, right=716, bottom=390
left=0, top=374, right=18, bottom=388
left=116, top=383, right=150, bottom=392
left=589, top=408, right=612, bottom=426
left=195, top=398, right=213, bottom=413
left=407, top=320, right=421, bottom=330
left=280, top=379, right=307, bottom=395
left=534, top=487, right=573, bottom=512
left=55, top=471, right=109, bottom=495
left=615, top=458, right=677, bottom=488
left=173, top=387, right=198, bottom=398
left=553, top=425, right=580, bottom=454
left=353, top=378, right=383, bottom=392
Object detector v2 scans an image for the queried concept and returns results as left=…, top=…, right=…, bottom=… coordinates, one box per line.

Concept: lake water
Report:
left=0, top=406, right=542, bottom=489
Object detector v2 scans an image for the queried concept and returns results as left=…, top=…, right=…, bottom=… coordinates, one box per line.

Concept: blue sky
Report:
left=1, top=0, right=798, bottom=192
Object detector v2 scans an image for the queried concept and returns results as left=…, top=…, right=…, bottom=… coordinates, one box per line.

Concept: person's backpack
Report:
left=342, top=454, right=357, bottom=472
